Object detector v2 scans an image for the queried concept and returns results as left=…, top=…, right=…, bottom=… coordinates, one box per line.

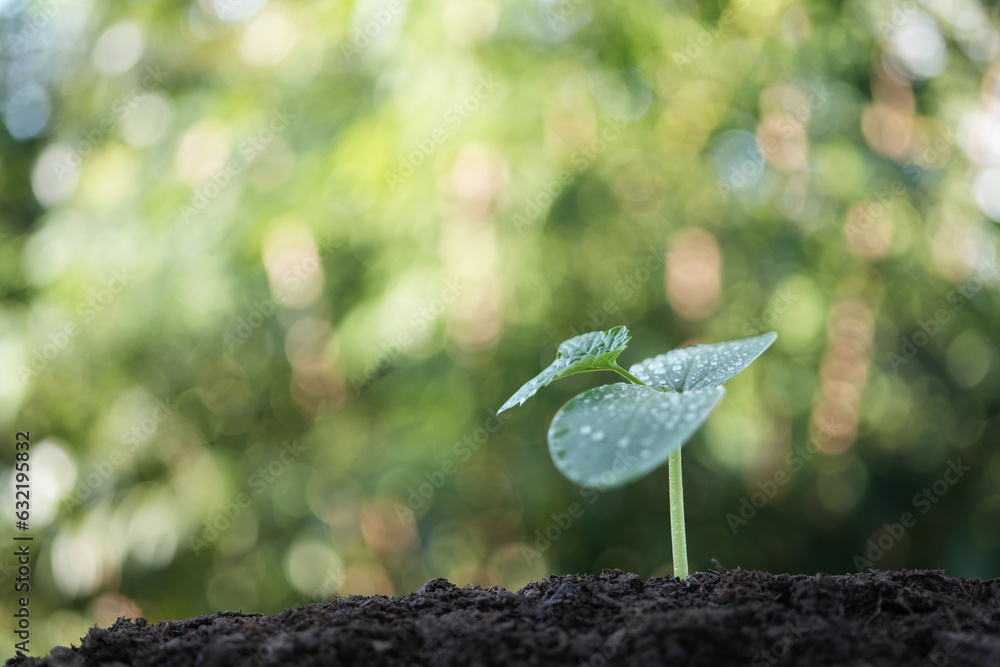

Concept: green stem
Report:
left=611, top=364, right=646, bottom=386
left=613, top=362, right=688, bottom=578
left=668, top=447, right=688, bottom=579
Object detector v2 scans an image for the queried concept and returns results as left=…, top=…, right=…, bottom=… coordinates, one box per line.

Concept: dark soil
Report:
left=8, top=569, right=1000, bottom=666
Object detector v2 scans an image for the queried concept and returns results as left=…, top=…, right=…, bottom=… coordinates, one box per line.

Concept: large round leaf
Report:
left=628, top=332, right=777, bottom=392
left=547, top=383, right=725, bottom=488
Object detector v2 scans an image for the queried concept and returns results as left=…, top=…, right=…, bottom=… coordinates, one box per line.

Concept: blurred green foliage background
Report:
left=1, top=0, right=999, bottom=655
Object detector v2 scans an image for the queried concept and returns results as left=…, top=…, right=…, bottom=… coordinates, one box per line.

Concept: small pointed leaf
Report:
left=547, top=383, right=725, bottom=488
left=499, top=326, right=631, bottom=413
left=629, top=332, right=777, bottom=392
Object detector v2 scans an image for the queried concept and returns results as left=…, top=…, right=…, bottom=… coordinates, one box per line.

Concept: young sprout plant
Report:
left=498, top=326, right=777, bottom=580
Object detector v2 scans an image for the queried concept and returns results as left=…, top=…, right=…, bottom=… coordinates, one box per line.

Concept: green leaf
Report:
left=547, top=383, right=725, bottom=488
left=628, top=332, right=777, bottom=392
left=498, top=326, right=631, bottom=413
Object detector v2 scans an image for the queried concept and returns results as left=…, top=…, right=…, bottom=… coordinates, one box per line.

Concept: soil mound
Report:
left=8, top=569, right=999, bottom=666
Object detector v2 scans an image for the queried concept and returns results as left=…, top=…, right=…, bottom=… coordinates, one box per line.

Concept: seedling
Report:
left=499, top=326, right=777, bottom=579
